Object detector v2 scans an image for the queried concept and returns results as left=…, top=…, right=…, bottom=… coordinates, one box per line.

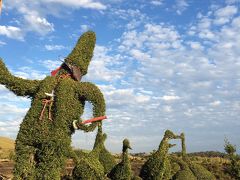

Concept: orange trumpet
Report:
left=81, top=116, right=107, bottom=124
left=73, top=116, right=107, bottom=130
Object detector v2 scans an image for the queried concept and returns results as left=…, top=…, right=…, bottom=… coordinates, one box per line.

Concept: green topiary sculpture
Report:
left=93, top=124, right=116, bottom=174
left=72, top=124, right=106, bottom=180
left=180, top=133, right=215, bottom=180
left=108, top=139, right=133, bottom=180
left=139, top=130, right=179, bottom=180
left=0, top=31, right=106, bottom=179
left=171, top=156, right=196, bottom=180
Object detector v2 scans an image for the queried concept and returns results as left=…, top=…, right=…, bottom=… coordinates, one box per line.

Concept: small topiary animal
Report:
left=180, top=133, right=216, bottom=180
left=171, top=156, right=196, bottom=180
left=108, top=139, right=133, bottom=180
left=93, top=123, right=116, bottom=174
left=0, top=31, right=106, bottom=179
left=72, top=124, right=106, bottom=180
left=139, top=130, right=179, bottom=180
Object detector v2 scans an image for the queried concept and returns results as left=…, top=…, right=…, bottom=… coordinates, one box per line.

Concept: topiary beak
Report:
left=169, top=143, right=176, bottom=148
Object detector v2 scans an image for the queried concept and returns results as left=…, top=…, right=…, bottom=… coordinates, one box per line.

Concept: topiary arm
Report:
left=0, top=59, right=40, bottom=97
left=76, top=82, right=106, bottom=132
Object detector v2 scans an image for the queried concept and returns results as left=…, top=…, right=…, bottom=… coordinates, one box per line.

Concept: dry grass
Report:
left=0, top=137, right=15, bottom=159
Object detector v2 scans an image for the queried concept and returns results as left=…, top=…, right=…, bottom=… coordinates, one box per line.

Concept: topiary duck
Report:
left=72, top=124, right=107, bottom=180
left=108, top=139, right=133, bottom=180
left=93, top=124, right=116, bottom=175
left=0, top=31, right=106, bottom=179
left=139, top=130, right=179, bottom=180
left=180, top=133, right=216, bottom=180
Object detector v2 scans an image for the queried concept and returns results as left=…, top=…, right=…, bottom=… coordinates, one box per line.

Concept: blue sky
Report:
left=0, top=0, right=239, bottom=153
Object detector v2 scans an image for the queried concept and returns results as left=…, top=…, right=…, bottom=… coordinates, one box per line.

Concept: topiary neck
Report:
left=158, top=138, right=169, bottom=155
left=93, top=125, right=103, bottom=149
left=181, top=135, right=190, bottom=162
left=182, top=137, right=186, bottom=157
left=122, top=149, right=129, bottom=164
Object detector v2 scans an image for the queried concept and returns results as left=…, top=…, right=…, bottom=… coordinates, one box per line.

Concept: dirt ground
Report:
left=0, top=160, right=13, bottom=179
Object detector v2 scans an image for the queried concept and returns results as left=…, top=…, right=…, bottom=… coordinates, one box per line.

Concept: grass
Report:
left=0, top=136, right=15, bottom=159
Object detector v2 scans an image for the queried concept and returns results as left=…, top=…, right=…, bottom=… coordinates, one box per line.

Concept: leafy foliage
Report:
left=72, top=144, right=105, bottom=180
left=171, top=156, right=196, bottom=180
left=72, top=124, right=114, bottom=179
left=224, top=139, right=240, bottom=179
left=108, top=139, right=133, bottom=180
left=0, top=31, right=106, bottom=179
left=188, top=162, right=216, bottom=180
left=93, top=125, right=116, bottom=174
left=178, top=133, right=216, bottom=180
left=65, top=31, right=96, bottom=76
left=139, top=130, right=179, bottom=180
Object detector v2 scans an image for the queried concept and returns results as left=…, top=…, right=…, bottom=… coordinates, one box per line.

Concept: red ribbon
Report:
left=51, top=66, right=61, bottom=76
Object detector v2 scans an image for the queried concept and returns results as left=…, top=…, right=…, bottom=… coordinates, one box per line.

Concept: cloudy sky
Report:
left=0, top=0, right=239, bottom=153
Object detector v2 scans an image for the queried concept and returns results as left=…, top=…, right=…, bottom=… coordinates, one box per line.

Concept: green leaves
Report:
left=0, top=31, right=106, bottom=179
left=65, top=31, right=96, bottom=76
left=0, top=59, right=40, bottom=97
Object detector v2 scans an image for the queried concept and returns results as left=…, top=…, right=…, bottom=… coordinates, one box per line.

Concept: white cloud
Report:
left=80, top=25, right=90, bottom=32
left=136, top=94, right=151, bottom=103
left=85, top=45, right=124, bottom=82
left=0, top=86, right=30, bottom=103
left=225, top=0, right=240, bottom=4
left=43, top=0, right=107, bottom=10
left=198, top=17, right=212, bottom=29
left=174, top=0, right=189, bottom=15
left=3, top=0, right=106, bottom=39
left=215, top=5, right=238, bottom=17
left=187, top=41, right=204, bottom=50
left=151, top=0, right=163, bottom=6
left=160, top=95, right=180, bottom=101
left=232, top=16, right=240, bottom=28
left=24, top=15, right=54, bottom=35
left=130, top=49, right=151, bottom=61
left=0, top=104, right=28, bottom=115
left=163, top=105, right=173, bottom=112
left=0, top=41, right=6, bottom=46
left=210, top=101, right=221, bottom=106
left=107, top=7, right=240, bottom=152
left=214, top=5, right=238, bottom=25
left=0, top=25, right=24, bottom=40
left=13, top=66, right=47, bottom=80
left=45, top=44, right=65, bottom=51
left=40, top=59, right=62, bottom=71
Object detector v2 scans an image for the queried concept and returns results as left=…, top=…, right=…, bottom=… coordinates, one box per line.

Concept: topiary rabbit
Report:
left=0, top=31, right=106, bottom=179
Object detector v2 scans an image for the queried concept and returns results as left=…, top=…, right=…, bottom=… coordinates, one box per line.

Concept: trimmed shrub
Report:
left=0, top=31, right=106, bottom=179
left=139, top=130, right=179, bottom=180
left=108, top=139, right=132, bottom=180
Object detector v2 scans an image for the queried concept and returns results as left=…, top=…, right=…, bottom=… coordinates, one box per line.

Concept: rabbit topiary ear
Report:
left=65, top=31, right=96, bottom=77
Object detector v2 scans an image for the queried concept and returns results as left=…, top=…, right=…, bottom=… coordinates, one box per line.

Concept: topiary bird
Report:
left=0, top=31, right=106, bottom=179
left=72, top=124, right=107, bottom=180
left=179, top=133, right=216, bottom=180
left=93, top=124, right=116, bottom=175
left=139, top=130, right=179, bottom=180
left=108, top=139, right=133, bottom=180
